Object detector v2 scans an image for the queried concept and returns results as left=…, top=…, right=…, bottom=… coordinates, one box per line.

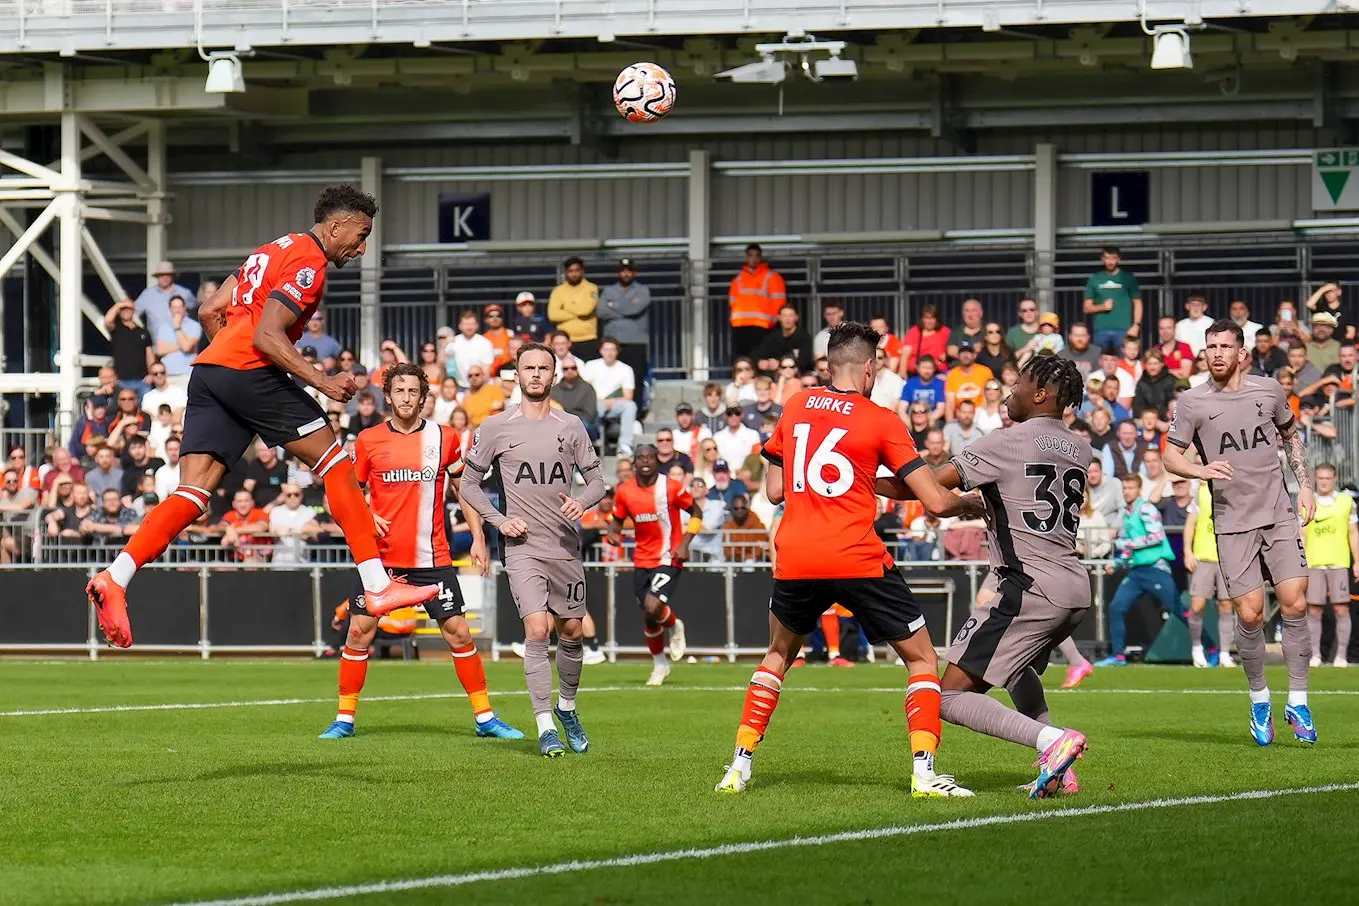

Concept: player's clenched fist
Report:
left=955, top=491, right=987, bottom=519
left=499, top=517, right=530, bottom=538
left=321, top=372, right=358, bottom=403
left=558, top=492, right=585, bottom=522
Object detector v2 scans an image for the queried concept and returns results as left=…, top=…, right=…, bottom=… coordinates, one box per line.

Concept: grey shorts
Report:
left=1189, top=563, right=1229, bottom=601
left=947, top=576, right=1086, bottom=690
left=1216, top=522, right=1308, bottom=599
left=506, top=557, right=588, bottom=621
left=1307, top=568, right=1351, bottom=606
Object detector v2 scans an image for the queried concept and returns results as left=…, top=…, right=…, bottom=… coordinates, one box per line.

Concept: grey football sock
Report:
left=1337, top=611, right=1352, bottom=663
left=1218, top=612, right=1235, bottom=655
left=1187, top=608, right=1204, bottom=648
left=1282, top=614, right=1311, bottom=692
left=523, top=638, right=553, bottom=717
left=1056, top=636, right=1085, bottom=666
left=555, top=637, right=583, bottom=708
left=941, top=688, right=1044, bottom=749
left=1006, top=667, right=1051, bottom=725
left=1308, top=613, right=1323, bottom=662
left=1236, top=622, right=1268, bottom=693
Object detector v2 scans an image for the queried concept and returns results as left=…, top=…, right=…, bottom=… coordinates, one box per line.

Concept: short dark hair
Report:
left=563, top=256, right=584, bottom=270
left=550, top=330, right=571, bottom=344
left=1022, top=354, right=1086, bottom=411
left=1121, top=472, right=1143, bottom=485
left=826, top=321, right=880, bottom=370
left=383, top=362, right=429, bottom=399
left=313, top=184, right=378, bottom=223
left=1102, top=245, right=1120, bottom=255
left=745, top=243, right=762, bottom=254
left=516, top=341, right=555, bottom=366
left=1205, top=318, right=1244, bottom=346
left=598, top=336, right=620, bottom=351
left=1317, top=462, right=1338, bottom=476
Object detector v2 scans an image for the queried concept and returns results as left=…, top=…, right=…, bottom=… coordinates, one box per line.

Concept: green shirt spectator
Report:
left=1084, top=247, right=1143, bottom=351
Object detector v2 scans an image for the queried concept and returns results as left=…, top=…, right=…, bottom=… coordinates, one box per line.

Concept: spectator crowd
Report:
left=5, top=246, right=1356, bottom=600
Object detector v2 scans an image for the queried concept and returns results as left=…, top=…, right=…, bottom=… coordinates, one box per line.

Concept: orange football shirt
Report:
left=612, top=474, right=695, bottom=569
left=197, top=231, right=328, bottom=371
left=763, top=386, right=923, bottom=580
left=353, top=419, right=464, bottom=569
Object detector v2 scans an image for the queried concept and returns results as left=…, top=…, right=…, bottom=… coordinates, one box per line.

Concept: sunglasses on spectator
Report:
left=780, top=362, right=796, bottom=370
left=985, top=328, right=1001, bottom=335
left=563, top=365, right=578, bottom=372
left=1019, top=306, right=1037, bottom=313
left=910, top=406, right=928, bottom=414
left=657, top=436, right=673, bottom=443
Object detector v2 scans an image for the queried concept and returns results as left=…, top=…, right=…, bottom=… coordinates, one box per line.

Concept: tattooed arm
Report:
left=1280, top=421, right=1315, bottom=525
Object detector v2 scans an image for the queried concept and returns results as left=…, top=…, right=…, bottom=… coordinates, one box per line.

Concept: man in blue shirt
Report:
left=133, top=261, right=195, bottom=337
left=153, top=296, right=202, bottom=377
left=1098, top=473, right=1182, bottom=666
left=293, top=311, right=343, bottom=364
left=899, top=354, right=947, bottom=422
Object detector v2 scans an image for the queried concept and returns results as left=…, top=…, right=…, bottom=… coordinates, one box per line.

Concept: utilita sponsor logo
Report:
left=380, top=467, right=437, bottom=482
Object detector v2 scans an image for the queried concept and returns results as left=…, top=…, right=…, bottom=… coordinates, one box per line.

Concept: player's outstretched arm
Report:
left=253, top=299, right=352, bottom=401
left=875, top=462, right=963, bottom=500
left=902, top=463, right=984, bottom=519
left=198, top=275, right=236, bottom=343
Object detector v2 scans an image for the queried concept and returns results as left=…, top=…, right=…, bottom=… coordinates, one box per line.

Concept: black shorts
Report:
left=770, top=567, right=926, bottom=644
left=350, top=566, right=465, bottom=622
left=180, top=364, right=329, bottom=465
left=634, top=565, right=682, bottom=605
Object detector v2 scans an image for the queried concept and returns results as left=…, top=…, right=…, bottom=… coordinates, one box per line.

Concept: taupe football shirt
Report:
left=950, top=417, right=1093, bottom=610
left=1166, top=375, right=1295, bottom=534
left=462, top=406, right=602, bottom=561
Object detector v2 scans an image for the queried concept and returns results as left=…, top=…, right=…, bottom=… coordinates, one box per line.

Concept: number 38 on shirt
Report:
left=761, top=388, right=923, bottom=580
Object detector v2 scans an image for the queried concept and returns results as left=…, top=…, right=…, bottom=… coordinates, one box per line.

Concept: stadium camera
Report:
left=1150, top=29, right=1192, bottom=70
left=714, top=58, right=789, bottom=84
left=204, top=53, right=246, bottom=93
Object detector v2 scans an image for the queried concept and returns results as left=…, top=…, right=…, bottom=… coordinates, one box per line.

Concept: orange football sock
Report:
left=319, top=455, right=380, bottom=565
left=336, top=645, right=370, bottom=723
left=656, top=604, right=678, bottom=628
left=643, top=625, right=666, bottom=656
left=821, top=611, right=841, bottom=659
left=452, top=643, right=493, bottom=720
left=120, top=486, right=210, bottom=574
left=906, top=674, right=942, bottom=756
left=735, top=667, right=783, bottom=753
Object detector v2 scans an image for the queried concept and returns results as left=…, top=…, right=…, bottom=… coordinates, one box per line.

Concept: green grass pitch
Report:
left=3, top=658, right=1357, bottom=905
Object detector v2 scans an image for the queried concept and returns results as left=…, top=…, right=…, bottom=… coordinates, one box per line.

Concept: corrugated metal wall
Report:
left=85, top=124, right=1329, bottom=259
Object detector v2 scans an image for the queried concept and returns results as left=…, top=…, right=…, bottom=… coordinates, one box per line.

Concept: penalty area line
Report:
left=7, top=686, right=1359, bottom=717
left=171, top=782, right=1359, bottom=906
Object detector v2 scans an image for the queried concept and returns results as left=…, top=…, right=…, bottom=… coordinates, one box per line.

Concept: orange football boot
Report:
left=86, top=571, right=132, bottom=648
left=363, top=574, right=440, bottom=617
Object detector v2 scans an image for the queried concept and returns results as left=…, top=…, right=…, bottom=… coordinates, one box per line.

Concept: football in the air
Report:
left=612, top=62, right=677, bottom=123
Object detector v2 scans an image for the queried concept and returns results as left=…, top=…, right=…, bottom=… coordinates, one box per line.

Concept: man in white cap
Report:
left=134, top=261, right=195, bottom=337
left=512, top=291, right=549, bottom=343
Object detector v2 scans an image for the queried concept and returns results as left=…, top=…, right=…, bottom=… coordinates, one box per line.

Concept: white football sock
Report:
left=356, top=559, right=389, bottom=594
left=108, top=552, right=137, bottom=589
left=1036, top=726, right=1064, bottom=752
left=535, top=712, right=556, bottom=736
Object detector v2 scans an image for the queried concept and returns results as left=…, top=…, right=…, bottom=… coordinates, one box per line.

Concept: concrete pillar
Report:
left=145, top=119, right=167, bottom=288
left=57, top=110, right=83, bottom=424
left=359, top=155, right=383, bottom=369
left=1033, top=142, right=1057, bottom=312
left=687, top=148, right=711, bottom=381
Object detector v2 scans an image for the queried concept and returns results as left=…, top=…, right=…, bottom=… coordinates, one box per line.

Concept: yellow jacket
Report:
left=548, top=279, right=600, bottom=342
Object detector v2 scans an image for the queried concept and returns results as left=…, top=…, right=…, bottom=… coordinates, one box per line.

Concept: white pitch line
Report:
left=170, top=781, right=1359, bottom=906
left=7, top=686, right=1359, bottom=718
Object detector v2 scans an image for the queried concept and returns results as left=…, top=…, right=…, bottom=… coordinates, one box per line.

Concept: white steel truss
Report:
left=0, top=86, right=167, bottom=426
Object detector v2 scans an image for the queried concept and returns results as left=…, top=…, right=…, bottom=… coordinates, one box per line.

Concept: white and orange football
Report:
left=612, top=62, right=677, bottom=123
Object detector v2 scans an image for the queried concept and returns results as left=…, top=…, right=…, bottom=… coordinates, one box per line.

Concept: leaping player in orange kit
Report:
left=86, top=186, right=440, bottom=646
left=318, top=363, right=523, bottom=740
left=715, top=322, right=987, bottom=797
left=608, top=444, right=706, bottom=686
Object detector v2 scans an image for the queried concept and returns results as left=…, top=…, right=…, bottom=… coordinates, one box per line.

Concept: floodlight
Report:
left=1150, top=29, right=1192, bottom=70
left=205, top=54, right=246, bottom=93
